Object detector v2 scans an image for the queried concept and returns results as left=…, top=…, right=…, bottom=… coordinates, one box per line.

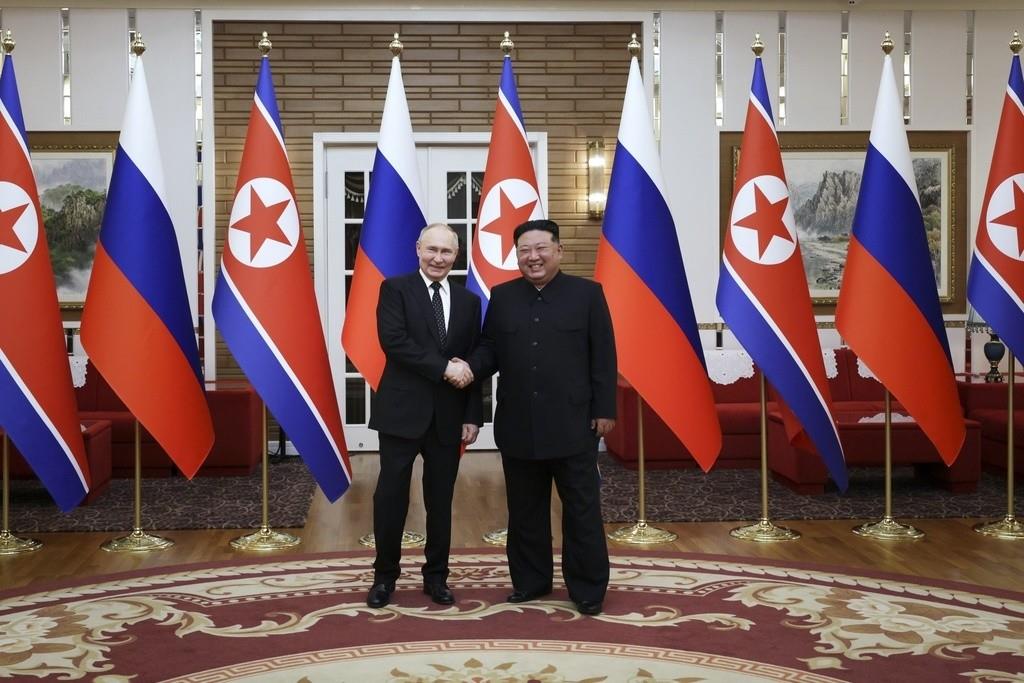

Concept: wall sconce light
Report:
left=587, top=137, right=606, bottom=219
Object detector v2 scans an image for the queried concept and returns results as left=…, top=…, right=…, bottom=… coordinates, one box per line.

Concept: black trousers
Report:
left=501, top=449, right=609, bottom=604
left=373, top=428, right=460, bottom=585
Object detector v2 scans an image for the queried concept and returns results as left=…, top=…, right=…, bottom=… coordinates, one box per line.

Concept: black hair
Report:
left=513, top=219, right=560, bottom=245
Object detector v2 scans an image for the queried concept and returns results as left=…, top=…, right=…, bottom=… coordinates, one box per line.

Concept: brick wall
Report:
left=213, top=20, right=638, bottom=374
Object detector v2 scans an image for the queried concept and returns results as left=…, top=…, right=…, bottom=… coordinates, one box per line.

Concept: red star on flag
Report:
left=230, top=187, right=292, bottom=260
left=734, top=184, right=793, bottom=259
left=991, top=180, right=1024, bottom=257
left=0, top=203, right=29, bottom=253
left=481, top=189, right=538, bottom=262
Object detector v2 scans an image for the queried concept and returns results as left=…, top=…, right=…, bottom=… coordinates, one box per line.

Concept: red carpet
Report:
left=2, top=551, right=1022, bottom=682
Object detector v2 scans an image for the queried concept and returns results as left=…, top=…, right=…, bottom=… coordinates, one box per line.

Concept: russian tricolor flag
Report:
left=594, top=52, right=722, bottom=471
left=212, top=54, right=352, bottom=502
left=967, top=47, right=1024, bottom=362
left=836, top=46, right=965, bottom=464
left=342, top=49, right=425, bottom=391
left=80, top=51, right=214, bottom=479
left=716, top=52, right=847, bottom=490
left=0, top=46, right=90, bottom=511
left=467, top=52, right=544, bottom=317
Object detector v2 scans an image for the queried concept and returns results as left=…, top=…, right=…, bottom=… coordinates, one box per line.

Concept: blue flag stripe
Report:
left=1010, top=55, right=1023, bottom=106
left=99, top=148, right=203, bottom=382
left=499, top=58, right=525, bottom=128
left=602, top=145, right=703, bottom=358
left=750, top=58, right=773, bottom=121
left=255, top=59, right=284, bottom=140
left=0, top=56, right=27, bottom=148
left=0, top=361, right=86, bottom=511
left=718, top=267, right=849, bottom=491
left=969, top=254, right=1024, bottom=365
left=851, top=143, right=951, bottom=364
left=360, top=150, right=424, bottom=276
left=212, top=274, right=351, bottom=502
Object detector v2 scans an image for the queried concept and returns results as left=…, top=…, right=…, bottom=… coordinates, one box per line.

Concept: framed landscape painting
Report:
left=720, top=130, right=967, bottom=314
left=29, top=131, right=117, bottom=310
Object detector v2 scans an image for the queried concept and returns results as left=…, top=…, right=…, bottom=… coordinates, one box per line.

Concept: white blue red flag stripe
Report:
left=836, top=50, right=965, bottom=464
left=342, top=54, right=425, bottom=391
left=80, top=53, right=214, bottom=478
left=716, top=55, right=847, bottom=490
left=967, top=52, right=1024, bottom=362
left=595, top=55, right=722, bottom=471
left=0, top=49, right=90, bottom=511
left=467, top=55, right=544, bottom=317
left=212, top=56, right=352, bottom=501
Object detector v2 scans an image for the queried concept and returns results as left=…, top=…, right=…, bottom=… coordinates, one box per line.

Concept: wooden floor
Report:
left=3, top=452, right=1023, bottom=593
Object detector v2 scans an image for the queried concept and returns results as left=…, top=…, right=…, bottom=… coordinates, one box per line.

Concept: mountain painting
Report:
left=783, top=150, right=947, bottom=301
left=30, top=152, right=112, bottom=306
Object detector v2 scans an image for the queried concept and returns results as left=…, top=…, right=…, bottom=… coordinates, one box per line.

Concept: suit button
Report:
left=533, top=391, right=538, bottom=397
left=531, top=341, right=538, bottom=347
left=533, top=317, right=540, bottom=322
left=531, top=366, right=537, bottom=371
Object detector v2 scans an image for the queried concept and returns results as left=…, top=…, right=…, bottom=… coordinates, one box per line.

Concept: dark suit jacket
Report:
left=369, top=271, right=483, bottom=444
left=471, top=271, right=616, bottom=460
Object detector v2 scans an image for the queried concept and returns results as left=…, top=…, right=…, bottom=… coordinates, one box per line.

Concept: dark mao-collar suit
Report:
left=369, top=271, right=483, bottom=588
left=471, top=271, right=617, bottom=606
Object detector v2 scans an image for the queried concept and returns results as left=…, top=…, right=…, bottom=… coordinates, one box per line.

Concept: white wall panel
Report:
left=723, top=12, right=779, bottom=131
left=847, top=10, right=904, bottom=131
left=2, top=8, right=62, bottom=129
left=910, top=11, right=967, bottom=129
left=137, top=9, right=199, bottom=322
left=660, top=10, right=719, bottom=324
left=786, top=12, right=841, bottom=130
left=69, top=9, right=128, bottom=129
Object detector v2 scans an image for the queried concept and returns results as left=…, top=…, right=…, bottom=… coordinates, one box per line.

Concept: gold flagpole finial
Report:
left=1011, top=31, right=1022, bottom=55
left=500, top=31, right=514, bottom=56
left=258, top=31, right=272, bottom=58
left=1, top=30, right=14, bottom=55
left=752, top=33, right=764, bottom=57
left=131, top=33, right=146, bottom=57
left=627, top=33, right=640, bottom=57
left=390, top=32, right=403, bottom=57
left=881, top=31, right=894, bottom=55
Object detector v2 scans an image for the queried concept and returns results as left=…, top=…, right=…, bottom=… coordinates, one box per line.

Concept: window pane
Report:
left=470, top=172, right=484, bottom=219
left=447, top=171, right=467, bottom=219
left=344, top=172, right=365, bottom=219
left=451, top=223, right=467, bottom=270
left=345, top=222, right=361, bottom=270
left=345, top=377, right=366, bottom=423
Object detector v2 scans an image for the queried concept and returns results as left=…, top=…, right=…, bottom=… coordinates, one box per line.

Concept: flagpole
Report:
left=731, top=372, right=799, bottom=541
left=101, top=419, right=174, bottom=552
left=853, top=389, right=924, bottom=539
left=975, top=354, right=1024, bottom=538
left=231, top=401, right=300, bottom=550
left=0, top=434, right=41, bottom=555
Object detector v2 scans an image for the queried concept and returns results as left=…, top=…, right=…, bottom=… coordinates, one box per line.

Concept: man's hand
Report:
left=590, top=418, right=616, bottom=438
left=461, top=423, right=480, bottom=445
left=444, top=358, right=474, bottom=388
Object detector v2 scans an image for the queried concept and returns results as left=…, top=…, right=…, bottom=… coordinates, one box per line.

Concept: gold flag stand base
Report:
left=973, top=515, right=1024, bottom=539
left=852, top=516, right=924, bottom=540
left=101, top=528, right=174, bottom=553
left=730, top=518, right=800, bottom=542
left=482, top=527, right=507, bottom=546
left=0, top=530, right=41, bottom=555
left=230, top=526, right=300, bottom=551
left=608, top=520, right=678, bottom=545
left=359, top=530, right=426, bottom=549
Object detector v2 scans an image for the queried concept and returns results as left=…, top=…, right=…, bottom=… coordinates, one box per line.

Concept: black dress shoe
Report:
left=506, top=587, right=552, bottom=603
left=366, top=582, right=395, bottom=608
left=575, top=599, right=603, bottom=616
left=422, top=583, right=455, bottom=605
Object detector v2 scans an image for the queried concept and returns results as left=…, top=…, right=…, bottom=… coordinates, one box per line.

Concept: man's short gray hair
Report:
left=418, top=222, right=460, bottom=246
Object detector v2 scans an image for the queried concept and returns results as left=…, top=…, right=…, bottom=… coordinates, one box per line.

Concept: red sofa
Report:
left=3, top=418, right=113, bottom=504
left=74, top=365, right=263, bottom=478
left=606, top=348, right=868, bottom=469
left=959, top=379, right=1023, bottom=485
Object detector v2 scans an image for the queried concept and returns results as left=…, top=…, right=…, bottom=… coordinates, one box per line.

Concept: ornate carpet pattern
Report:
left=8, top=459, right=316, bottom=533
left=599, top=453, right=1024, bottom=523
left=2, top=551, right=1022, bottom=682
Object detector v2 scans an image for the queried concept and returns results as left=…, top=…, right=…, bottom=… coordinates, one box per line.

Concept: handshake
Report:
left=444, top=357, right=474, bottom=389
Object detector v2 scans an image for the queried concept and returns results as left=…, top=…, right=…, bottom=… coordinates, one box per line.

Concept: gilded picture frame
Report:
left=719, top=130, right=967, bottom=314
left=29, top=131, right=117, bottom=311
